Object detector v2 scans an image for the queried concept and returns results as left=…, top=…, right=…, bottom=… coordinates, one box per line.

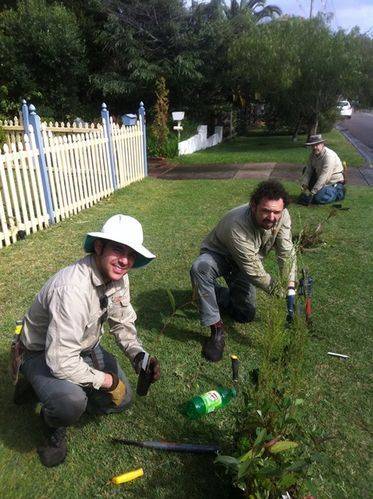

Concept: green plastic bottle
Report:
left=183, top=386, right=237, bottom=420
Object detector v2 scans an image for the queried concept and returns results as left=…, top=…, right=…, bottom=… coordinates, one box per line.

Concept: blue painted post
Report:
left=101, top=103, right=117, bottom=189
left=21, top=99, right=30, bottom=138
left=28, top=104, right=55, bottom=224
left=138, top=101, right=148, bottom=176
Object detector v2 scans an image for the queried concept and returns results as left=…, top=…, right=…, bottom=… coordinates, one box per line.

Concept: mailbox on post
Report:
left=172, top=111, right=185, bottom=141
left=122, top=114, right=137, bottom=126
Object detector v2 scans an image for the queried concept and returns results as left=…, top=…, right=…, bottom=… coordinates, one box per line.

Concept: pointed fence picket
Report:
left=0, top=104, right=147, bottom=248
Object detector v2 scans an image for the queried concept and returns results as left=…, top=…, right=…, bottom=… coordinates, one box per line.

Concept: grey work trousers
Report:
left=190, top=251, right=256, bottom=326
left=21, top=343, right=132, bottom=428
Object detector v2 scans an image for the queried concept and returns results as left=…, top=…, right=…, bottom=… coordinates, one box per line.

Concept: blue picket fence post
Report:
left=28, top=104, right=55, bottom=224
left=138, top=101, right=148, bottom=176
left=101, top=103, right=117, bottom=190
left=21, top=99, right=30, bottom=138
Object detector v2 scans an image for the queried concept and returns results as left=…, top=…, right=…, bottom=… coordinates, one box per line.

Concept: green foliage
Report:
left=147, top=129, right=178, bottom=158
left=215, top=287, right=323, bottom=497
left=90, top=0, right=202, bottom=111
left=150, top=76, right=170, bottom=157
left=158, top=288, right=196, bottom=338
left=0, top=178, right=371, bottom=497
left=0, top=0, right=87, bottom=119
left=216, top=395, right=323, bottom=497
left=0, top=84, right=19, bottom=119
left=354, top=31, right=373, bottom=107
left=223, top=0, right=282, bottom=22
left=227, top=16, right=365, bottom=135
left=176, top=129, right=363, bottom=167
left=148, top=75, right=202, bottom=159
left=318, top=107, right=339, bottom=133
left=294, top=208, right=339, bottom=253
left=0, top=126, right=5, bottom=148
left=0, top=0, right=371, bottom=126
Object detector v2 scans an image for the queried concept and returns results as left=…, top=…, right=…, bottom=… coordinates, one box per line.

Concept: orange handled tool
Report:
left=298, top=268, right=313, bottom=324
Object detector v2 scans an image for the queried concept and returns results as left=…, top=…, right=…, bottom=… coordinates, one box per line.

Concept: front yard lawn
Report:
left=176, top=129, right=363, bottom=167
left=0, top=178, right=371, bottom=498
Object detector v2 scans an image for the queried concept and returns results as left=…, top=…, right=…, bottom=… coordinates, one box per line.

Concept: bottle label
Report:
left=200, top=390, right=222, bottom=413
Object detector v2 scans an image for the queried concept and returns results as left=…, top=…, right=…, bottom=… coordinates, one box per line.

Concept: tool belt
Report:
left=10, top=323, right=25, bottom=385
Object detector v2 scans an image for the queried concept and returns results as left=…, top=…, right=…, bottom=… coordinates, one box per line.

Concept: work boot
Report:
left=202, top=321, right=225, bottom=362
left=37, top=419, right=67, bottom=468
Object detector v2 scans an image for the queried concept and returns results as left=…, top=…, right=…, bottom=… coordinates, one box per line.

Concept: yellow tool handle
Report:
left=111, top=467, right=144, bottom=485
left=14, top=325, right=23, bottom=335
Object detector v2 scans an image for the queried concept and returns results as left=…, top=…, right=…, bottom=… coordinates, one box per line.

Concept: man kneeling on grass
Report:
left=12, top=214, right=160, bottom=467
left=299, top=134, right=346, bottom=205
left=190, top=180, right=296, bottom=362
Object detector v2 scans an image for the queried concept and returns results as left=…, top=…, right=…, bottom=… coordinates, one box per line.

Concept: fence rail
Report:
left=0, top=116, right=97, bottom=147
left=0, top=102, right=147, bottom=248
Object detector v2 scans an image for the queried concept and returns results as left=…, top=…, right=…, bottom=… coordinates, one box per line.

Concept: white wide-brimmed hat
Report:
left=84, top=214, right=155, bottom=268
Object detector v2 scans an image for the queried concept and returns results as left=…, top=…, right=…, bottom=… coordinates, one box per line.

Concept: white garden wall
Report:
left=178, top=125, right=223, bottom=155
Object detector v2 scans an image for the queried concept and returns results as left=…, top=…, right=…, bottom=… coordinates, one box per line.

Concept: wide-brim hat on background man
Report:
left=305, top=134, right=326, bottom=146
left=84, top=214, right=156, bottom=268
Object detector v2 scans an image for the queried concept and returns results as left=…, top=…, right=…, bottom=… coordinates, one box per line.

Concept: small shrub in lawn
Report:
left=215, top=287, right=324, bottom=497
left=293, top=208, right=338, bottom=253
left=148, top=75, right=189, bottom=159
left=216, top=393, right=324, bottom=498
left=147, top=132, right=178, bottom=159
left=158, top=288, right=197, bottom=338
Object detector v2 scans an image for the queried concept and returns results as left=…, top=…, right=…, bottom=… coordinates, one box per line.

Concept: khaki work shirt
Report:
left=302, top=146, right=344, bottom=195
left=201, top=204, right=296, bottom=292
left=21, top=255, right=145, bottom=389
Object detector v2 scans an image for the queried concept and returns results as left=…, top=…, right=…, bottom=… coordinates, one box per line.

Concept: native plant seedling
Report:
left=294, top=208, right=338, bottom=252
left=158, top=289, right=197, bottom=339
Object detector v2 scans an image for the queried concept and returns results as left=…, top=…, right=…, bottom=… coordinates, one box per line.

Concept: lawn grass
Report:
left=176, top=129, right=363, bottom=167
left=0, top=178, right=372, bottom=498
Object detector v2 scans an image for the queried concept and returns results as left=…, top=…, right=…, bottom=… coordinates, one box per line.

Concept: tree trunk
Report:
left=310, top=119, right=318, bottom=135
left=307, top=115, right=319, bottom=140
left=292, top=115, right=302, bottom=142
left=308, top=111, right=319, bottom=138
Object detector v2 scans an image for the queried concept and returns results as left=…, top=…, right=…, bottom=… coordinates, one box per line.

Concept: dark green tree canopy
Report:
left=0, top=0, right=87, bottom=118
left=0, top=0, right=370, bottom=125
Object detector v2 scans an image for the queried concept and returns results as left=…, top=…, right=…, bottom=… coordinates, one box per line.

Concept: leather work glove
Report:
left=102, top=372, right=126, bottom=406
left=134, top=352, right=161, bottom=383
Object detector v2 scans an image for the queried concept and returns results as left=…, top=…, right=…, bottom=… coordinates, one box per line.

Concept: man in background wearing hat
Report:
left=299, top=134, right=345, bottom=205
left=13, top=214, right=160, bottom=467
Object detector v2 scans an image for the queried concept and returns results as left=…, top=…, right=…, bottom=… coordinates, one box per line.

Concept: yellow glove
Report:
left=103, top=372, right=126, bottom=406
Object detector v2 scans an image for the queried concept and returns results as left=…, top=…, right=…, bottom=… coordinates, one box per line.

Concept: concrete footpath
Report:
left=149, top=160, right=373, bottom=186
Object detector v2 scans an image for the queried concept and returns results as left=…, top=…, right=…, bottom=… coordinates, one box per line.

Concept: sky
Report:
left=273, top=0, right=372, bottom=34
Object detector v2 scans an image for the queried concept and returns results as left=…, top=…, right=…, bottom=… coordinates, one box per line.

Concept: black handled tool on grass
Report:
left=286, top=287, right=296, bottom=323
left=231, top=354, right=239, bottom=382
left=112, top=438, right=220, bottom=454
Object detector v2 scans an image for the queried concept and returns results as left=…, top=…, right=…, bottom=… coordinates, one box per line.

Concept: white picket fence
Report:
left=0, top=115, right=95, bottom=146
left=0, top=118, right=145, bottom=247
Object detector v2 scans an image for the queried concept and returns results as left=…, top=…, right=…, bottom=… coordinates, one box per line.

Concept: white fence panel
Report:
left=112, top=120, right=145, bottom=189
left=0, top=134, right=49, bottom=246
left=0, top=115, right=146, bottom=248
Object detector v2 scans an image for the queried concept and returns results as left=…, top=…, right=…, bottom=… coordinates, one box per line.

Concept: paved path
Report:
left=149, top=160, right=373, bottom=186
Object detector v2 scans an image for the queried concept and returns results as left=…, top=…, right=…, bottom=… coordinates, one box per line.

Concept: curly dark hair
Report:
left=250, top=180, right=290, bottom=208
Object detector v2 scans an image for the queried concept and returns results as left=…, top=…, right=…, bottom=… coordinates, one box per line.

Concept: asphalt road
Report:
left=339, top=111, right=373, bottom=149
